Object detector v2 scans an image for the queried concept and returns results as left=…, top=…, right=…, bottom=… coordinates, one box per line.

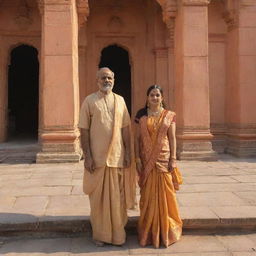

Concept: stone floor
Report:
left=0, top=155, right=256, bottom=232
left=0, top=232, right=255, bottom=255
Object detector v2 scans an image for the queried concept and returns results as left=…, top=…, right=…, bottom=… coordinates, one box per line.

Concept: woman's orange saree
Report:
left=138, top=110, right=182, bottom=248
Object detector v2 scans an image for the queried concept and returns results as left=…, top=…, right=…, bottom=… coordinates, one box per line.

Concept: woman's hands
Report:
left=169, top=158, right=177, bottom=171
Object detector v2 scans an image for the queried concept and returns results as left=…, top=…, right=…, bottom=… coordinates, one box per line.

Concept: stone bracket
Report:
left=181, top=0, right=211, bottom=6
left=76, top=0, right=89, bottom=28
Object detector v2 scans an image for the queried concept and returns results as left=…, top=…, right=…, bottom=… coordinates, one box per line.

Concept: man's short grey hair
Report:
left=96, top=67, right=115, bottom=79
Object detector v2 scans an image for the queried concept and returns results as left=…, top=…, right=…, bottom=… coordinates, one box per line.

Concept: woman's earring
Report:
left=160, top=101, right=163, bottom=108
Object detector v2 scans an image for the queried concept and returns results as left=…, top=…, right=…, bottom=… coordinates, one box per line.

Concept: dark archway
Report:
left=99, top=45, right=131, bottom=114
left=8, top=45, right=39, bottom=140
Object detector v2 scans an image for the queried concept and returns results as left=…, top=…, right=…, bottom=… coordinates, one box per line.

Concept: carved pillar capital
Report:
left=181, top=0, right=211, bottom=6
left=156, top=0, right=176, bottom=49
left=165, top=18, right=175, bottom=49
left=221, top=0, right=239, bottom=31
left=76, top=0, right=89, bottom=28
left=157, top=0, right=177, bottom=21
left=240, top=0, right=256, bottom=6
left=37, top=0, right=73, bottom=15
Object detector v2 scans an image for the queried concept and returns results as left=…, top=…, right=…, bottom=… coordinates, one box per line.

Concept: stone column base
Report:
left=36, top=152, right=81, bottom=163
left=211, top=125, right=227, bottom=154
left=212, top=138, right=226, bottom=154
left=227, top=138, right=256, bottom=158
left=36, top=130, right=82, bottom=163
left=177, top=133, right=218, bottom=160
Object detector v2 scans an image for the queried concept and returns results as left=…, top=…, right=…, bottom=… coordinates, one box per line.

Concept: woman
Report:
left=134, top=85, right=183, bottom=248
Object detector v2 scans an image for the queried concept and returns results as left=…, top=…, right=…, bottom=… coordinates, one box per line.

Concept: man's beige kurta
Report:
left=79, top=91, right=133, bottom=245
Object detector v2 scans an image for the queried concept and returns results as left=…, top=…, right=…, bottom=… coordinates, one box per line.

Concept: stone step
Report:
left=0, top=141, right=40, bottom=163
left=0, top=216, right=255, bottom=235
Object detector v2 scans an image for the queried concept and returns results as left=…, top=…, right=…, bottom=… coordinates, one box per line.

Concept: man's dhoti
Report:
left=83, top=167, right=127, bottom=245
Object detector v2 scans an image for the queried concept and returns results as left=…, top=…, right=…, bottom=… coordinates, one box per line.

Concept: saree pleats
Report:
left=89, top=167, right=127, bottom=245
left=138, top=167, right=182, bottom=248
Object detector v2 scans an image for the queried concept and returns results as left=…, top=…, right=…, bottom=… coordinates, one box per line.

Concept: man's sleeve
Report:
left=122, top=99, right=131, bottom=128
left=78, top=98, right=90, bottom=129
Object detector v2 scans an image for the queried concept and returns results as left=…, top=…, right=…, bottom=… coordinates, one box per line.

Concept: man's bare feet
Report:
left=93, top=239, right=104, bottom=247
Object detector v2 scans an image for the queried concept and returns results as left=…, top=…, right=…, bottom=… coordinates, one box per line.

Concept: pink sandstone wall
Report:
left=0, top=0, right=41, bottom=142
left=82, top=0, right=169, bottom=117
left=0, top=0, right=255, bottom=160
left=208, top=0, right=227, bottom=153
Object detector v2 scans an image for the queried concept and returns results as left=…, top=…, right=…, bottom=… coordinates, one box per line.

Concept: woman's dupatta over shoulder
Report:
left=138, top=110, right=175, bottom=187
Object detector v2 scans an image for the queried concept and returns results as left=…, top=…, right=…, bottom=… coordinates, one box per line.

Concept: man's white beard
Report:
left=101, top=84, right=113, bottom=92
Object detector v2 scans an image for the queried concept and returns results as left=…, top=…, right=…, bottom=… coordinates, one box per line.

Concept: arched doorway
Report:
left=8, top=45, right=39, bottom=140
left=99, top=45, right=131, bottom=114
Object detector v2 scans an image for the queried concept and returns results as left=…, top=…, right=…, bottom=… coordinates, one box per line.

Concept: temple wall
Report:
left=82, top=0, right=168, bottom=117
left=0, top=0, right=41, bottom=142
left=208, top=0, right=227, bottom=153
left=0, top=0, right=255, bottom=160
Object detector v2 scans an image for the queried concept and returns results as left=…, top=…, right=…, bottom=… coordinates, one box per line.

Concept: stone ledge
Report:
left=36, top=152, right=81, bottom=163
left=178, top=151, right=218, bottom=161
left=0, top=216, right=256, bottom=235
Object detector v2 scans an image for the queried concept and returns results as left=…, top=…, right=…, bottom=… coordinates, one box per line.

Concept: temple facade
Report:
left=0, top=0, right=255, bottom=162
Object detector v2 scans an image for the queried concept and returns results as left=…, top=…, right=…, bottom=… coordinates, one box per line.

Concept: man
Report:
left=79, top=67, right=133, bottom=246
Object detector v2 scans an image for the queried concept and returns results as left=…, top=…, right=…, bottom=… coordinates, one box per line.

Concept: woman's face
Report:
left=147, top=88, right=163, bottom=107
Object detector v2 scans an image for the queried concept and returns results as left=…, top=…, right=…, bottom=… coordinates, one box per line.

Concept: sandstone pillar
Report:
left=174, top=0, right=216, bottom=160
left=36, top=0, right=81, bottom=163
left=0, top=41, right=8, bottom=142
left=225, top=1, right=256, bottom=157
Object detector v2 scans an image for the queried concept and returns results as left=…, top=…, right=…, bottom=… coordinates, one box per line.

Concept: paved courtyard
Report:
left=0, top=155, right=256, bottom=255
left=0, top=155, right=255, bottom=232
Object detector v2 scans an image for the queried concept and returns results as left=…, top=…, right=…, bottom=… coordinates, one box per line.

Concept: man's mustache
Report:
left=103, top=82, right=112, bottom=87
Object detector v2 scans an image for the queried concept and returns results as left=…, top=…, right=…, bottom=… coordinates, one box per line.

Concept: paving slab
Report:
left=234, top=191, right=256, bottom=205
left=0, top=186, right=72, bottom=196
left=45, top=195, right=90, bottom=216
left=177, top=192, right=248, bottom=207
left=12, top=196, right=48, bottom=215
left=216, top=234, right=256, bottom=252
left=0, top=233, right=255, bottom=255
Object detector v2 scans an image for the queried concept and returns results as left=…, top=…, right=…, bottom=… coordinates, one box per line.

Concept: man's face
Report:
left=97, top=70, right=114, bottom=93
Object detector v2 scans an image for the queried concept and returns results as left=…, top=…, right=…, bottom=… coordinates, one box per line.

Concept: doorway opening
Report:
left=99, top=45, right=131, bottom=114
left=8, top=45, right=39, bottom=141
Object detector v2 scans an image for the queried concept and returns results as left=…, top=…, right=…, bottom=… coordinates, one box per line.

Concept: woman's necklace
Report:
left=147, top=107, right=164, bottom=130
left=147, top=107, right=163, bottom=117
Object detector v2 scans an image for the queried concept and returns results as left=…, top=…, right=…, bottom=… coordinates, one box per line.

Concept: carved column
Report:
left=157, top=0, right=176, bottom=109
left=77, top=0, right=89, bottom=104
left=174, top=0, right=216, bottom=160
left=0, top=40, right=8, bottom=142
left=224, top=0, right=256, bottom=157
left=154, top=48, right=169, bottom=104
left=36, top=0, right=86, bottom=163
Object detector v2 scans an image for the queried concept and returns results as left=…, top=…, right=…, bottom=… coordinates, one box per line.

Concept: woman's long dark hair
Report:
left=135, top=85, right=166, bottom=123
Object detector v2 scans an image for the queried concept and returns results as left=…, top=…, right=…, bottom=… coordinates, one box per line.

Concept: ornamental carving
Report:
left=221, top=0, right=239, bottom=31
left=77, top=0, right=89, bottom=28
left=15, top=0, right=32, bottom=30
left=37, top=0, right=90, bottom=27
left=182, top=0, right=211, bottom=6
left=240, top=0, right=256, bottom=6
left=156, top=0, right=177, bottom=21
left=156, top=0, right=176, bottom=49
left=108, top=16, right=123, bottom=33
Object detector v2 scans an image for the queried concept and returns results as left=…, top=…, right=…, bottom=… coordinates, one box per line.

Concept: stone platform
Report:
left=0, top=155, right=256, bottom=234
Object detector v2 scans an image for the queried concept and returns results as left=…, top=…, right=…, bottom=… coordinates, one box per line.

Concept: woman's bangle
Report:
left=135, top=158, right=141, bottom=164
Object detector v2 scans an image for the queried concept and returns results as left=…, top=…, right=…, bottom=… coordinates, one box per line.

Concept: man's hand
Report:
left=84, top=156, right=95, bottom=173
left=136, top=161, right=142, bottom=175
left=123, top=152, right=131, bottom=168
